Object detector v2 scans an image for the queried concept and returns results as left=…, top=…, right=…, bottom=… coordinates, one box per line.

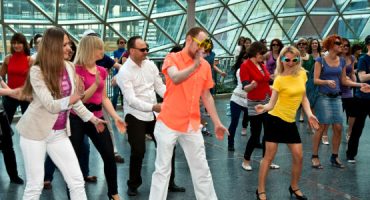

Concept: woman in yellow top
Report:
left=255, top=46, right=319, bottom=200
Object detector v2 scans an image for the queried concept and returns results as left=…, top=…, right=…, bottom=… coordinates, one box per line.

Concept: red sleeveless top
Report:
left=7, top=52, right=30, bottom=88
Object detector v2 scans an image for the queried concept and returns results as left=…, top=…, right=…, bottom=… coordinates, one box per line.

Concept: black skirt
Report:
left=264, top=114, right=301, bottom=144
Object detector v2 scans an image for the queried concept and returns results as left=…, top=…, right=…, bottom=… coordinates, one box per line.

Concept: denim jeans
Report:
left=227, top=101, right=248, bottom=147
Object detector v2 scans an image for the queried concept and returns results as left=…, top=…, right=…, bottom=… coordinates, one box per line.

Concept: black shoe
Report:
left=330, top=155, right=345, bottom=168
left=10, top=176, right=24, bottom=184
left=127, top=187, right=138, bottom=196
left=256, top=189, right=267, bottom=200
left=289, top=186, right=307, bottom=200
left=168, top=184, right=186, bottom=192
left=114, top=154, right=125, bottom=163
left=228, top=146, right=235, bottom=151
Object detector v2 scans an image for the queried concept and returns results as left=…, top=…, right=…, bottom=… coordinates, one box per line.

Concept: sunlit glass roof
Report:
left=1, top=0, right=369, bottom=59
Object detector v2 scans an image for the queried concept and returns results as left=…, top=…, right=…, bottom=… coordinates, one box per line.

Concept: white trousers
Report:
left=149, top=121, right=217, bottom=200
left=20, top=130, right=87, bottom=200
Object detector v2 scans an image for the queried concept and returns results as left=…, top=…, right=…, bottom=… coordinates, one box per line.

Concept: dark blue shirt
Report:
left=113, top=48, right=126, bottom=60
left=96, top=54, right=115, bottom=70
left=355, top=54, right=370, bottom=99
left=316, top=56, right=344, bottom=94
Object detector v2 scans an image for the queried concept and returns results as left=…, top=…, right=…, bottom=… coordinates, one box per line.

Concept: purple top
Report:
left=266, top=52, right=276, bottom=75
left=53, top=69, right=71, bottom=130
left=341, top=55, right=355, bottom=98
left=75, top=65, right=108, bottom=118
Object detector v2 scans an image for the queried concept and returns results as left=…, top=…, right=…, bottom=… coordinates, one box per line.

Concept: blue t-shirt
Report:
left=96, top=54, right=115, bottom=70
left=355, top=54, right=370, bottom=99
left=113, top=48, right=126, bottom=60
left=316, top=56, right=344, bottom=94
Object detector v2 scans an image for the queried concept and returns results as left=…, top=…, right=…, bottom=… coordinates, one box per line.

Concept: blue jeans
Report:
left=44, top=135, right=90, bottom=181
left=227, top=101, right=248, bottom=147
left=111, top=86, right=122, bottom=109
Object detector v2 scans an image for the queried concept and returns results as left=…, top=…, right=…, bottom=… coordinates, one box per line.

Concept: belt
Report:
left=84, top=103, right=102, bottom=112
left=321, top=92, right=341, bottom=98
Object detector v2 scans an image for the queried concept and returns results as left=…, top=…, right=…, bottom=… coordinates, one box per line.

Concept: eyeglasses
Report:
left=119, top=41, right=126, bottom=45
left=192, top=37, right=212, bottom=51
left=133, top=47, right=149, bottom=52
left=297, top=42, right=307, bottom=46
left=334, top=41, right=342, bottom=46
left=344, top=44, right=350, bottom=48
left=281, top=56, right=299, bottom=63
left=272, top=44, right=279, bottom=47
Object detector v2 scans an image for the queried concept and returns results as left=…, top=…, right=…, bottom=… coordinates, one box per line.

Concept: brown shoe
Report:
left=43, top=181, right=52, bottom=190
left=114, top=154, right=125, bottom=163
left=84, top=176, right=97, bottom=183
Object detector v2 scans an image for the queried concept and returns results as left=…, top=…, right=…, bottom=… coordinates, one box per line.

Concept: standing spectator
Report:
left=0, top=32, right=34, bottom=185
left=234, top=36, right=246, bottom=59
left=111, top=38, right=127, bottom=109
left=30, top=34, right=43, bottom=60
left=265, top=38, right=284, bottom=83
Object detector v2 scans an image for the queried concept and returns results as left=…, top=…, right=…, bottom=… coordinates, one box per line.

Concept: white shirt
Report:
left=116, top=57, right=166, bottom=121
left=230, top=69, right=248, bottom=108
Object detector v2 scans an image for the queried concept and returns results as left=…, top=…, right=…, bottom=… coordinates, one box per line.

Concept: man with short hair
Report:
left=116, top=36, right=185, bottom=196
left=346, top=35, right=370, bottom=163
left=149, top=27, right=228, bottom=200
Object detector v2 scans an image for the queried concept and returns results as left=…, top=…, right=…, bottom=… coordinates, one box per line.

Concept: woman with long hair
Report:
left=70, top=35, right=125, bottom=200
left=265, top=38, right=284, bottom=83
left=340, top=38, right=357, bottom=143
left=17, top=27, right=105, bottom=200
left=255, top=46, right=319, bottom=200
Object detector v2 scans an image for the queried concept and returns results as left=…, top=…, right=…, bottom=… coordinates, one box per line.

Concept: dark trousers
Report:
left=244, top=113, right=267, bottom=160
left=0, top=111, right=20, bottom=179
left=228, top=101, right=248, bottom=147
left=111, top=86, right=123, bottom=110
left=125, top=114, right=177, bottom=189
left=346, top=98, right=370, bottom=159
left=44, top=134, right=91, bottom=181
left=69, top=114, right=117, bottom=196
left=3, top=96, right=29, bottom=123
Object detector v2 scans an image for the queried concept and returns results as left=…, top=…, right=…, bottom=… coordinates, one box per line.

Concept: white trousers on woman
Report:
left=149, top=121, right=217, bottom=200
left=20, top=130, right=87, bottom=200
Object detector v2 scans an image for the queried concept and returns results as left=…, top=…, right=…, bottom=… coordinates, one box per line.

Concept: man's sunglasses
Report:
left=281, top=56, right=300, bottom=63
left=133, top=47, right=149, bottom=52
left=192, top=37, right=212, bottom=51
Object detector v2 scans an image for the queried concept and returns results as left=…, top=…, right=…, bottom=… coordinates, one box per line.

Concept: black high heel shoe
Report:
left=289, top=186, right=307, bottom=200
left=330, top=155, right=345, bottom=168
left=311, top=155, right=323, bottom=169
left=256, top=189, right=267, bottom=200
left=107, top=194, right=119, bottom=200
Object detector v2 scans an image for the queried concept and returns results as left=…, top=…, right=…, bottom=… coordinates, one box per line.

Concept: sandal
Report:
left=311, top=155, right=323, bottom=169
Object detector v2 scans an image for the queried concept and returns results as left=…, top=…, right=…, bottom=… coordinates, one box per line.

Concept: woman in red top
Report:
left=240, top=42, right=275, bottom=171
left=0, top=32, right=33, bottom=184
left=0, top=33, right=33, bottom=122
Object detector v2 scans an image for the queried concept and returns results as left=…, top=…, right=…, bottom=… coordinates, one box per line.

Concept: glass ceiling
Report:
left=1, top=0, right=369, bottom=60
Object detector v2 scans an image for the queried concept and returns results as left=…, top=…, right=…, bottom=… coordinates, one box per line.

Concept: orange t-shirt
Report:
left=157, top=50, right=214, bottom=133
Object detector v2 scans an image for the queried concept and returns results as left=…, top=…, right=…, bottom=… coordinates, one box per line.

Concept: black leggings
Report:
left=244, top=113, right=267, bottom=160
left=69, top=114, right=117, bottom=196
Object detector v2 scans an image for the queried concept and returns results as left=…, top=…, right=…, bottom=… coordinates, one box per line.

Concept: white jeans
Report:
left=149, top=121, right=217, bottom=200
left=20, top=130, right=87, bottom=200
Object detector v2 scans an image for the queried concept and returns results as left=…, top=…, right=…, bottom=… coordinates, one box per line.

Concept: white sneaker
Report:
left=241, top=162, right=252, bottom=171
left=269, top=163, right=280, bottom=169
left=321, top=136, right=329, bottom=145
left=347, top=159, right=356, bottom=164
left=241, top=128, right=247, bottom=136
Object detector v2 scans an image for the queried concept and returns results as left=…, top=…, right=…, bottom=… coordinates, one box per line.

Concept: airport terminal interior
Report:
left=1, top=0, right=370, bottom=199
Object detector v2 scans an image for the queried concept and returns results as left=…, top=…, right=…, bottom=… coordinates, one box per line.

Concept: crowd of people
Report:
left=0, top=25, right=370, bottom=200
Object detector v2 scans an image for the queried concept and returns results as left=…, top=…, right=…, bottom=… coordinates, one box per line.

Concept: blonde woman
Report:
left=70, top=36, right=125, bottom=200
left=255, top=46, right=319, bottom=200
left=17, top=27, right=105, bottom=200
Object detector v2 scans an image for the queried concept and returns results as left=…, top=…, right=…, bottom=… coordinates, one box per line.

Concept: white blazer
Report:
left=16, top=61, right=93, bottom=140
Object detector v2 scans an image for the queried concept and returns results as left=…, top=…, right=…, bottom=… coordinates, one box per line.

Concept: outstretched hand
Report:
left=115, top=118, right=127, bottom=134
left=214, top=124, right=229, bottom=141
left=93, top=118, right=107, bottom=133
left=255, top=104, right=266, bottom=114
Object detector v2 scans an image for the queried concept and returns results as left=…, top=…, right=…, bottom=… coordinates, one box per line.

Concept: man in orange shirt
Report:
left=149, top=27, right=228, bottom=200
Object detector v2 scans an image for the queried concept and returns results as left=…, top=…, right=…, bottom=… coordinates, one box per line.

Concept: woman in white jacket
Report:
left=17, top=27, right=105, bottom=200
